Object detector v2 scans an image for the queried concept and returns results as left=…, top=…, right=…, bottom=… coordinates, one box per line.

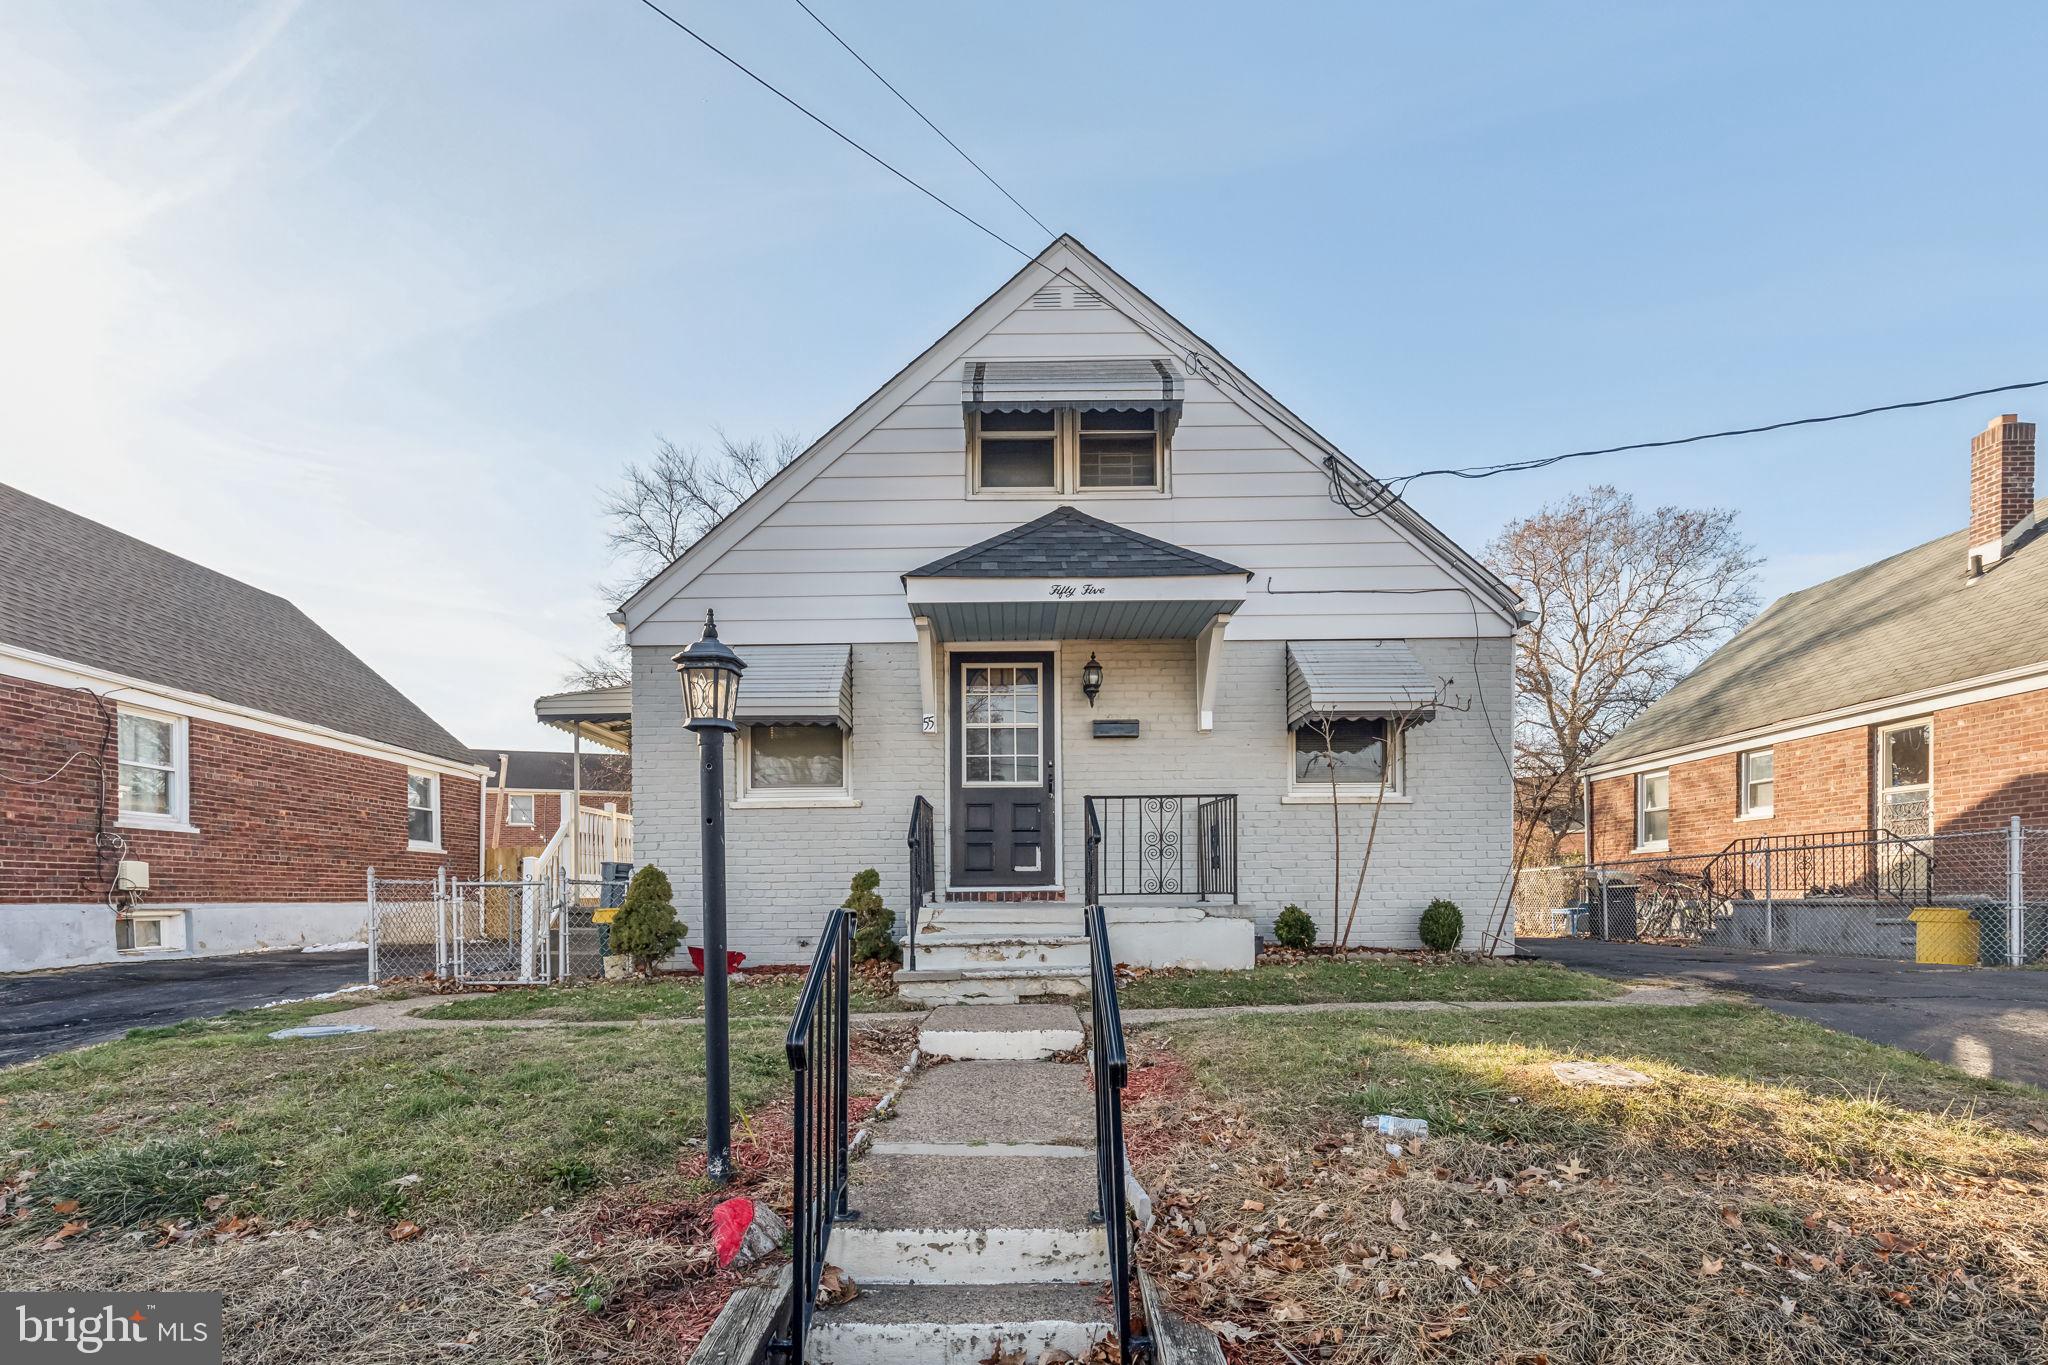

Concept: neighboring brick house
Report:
left=1, top=483, right=486, bottom=972
left=1583, top=414, right=2047, bottom=863
left=472, top=747, right=631, bottom=862
left=545, top=237, right=1521, bottom=965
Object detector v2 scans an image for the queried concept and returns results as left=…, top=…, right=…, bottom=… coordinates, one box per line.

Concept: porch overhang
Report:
left=534, top=685, right=633, bottom=752
left=904, top=575, right=1247, bottom=643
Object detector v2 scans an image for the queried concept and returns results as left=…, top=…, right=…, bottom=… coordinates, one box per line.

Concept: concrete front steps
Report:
left=808, top=1004, right=1111, bottom=1364
left=895, top=900, right=1254, bottom=1004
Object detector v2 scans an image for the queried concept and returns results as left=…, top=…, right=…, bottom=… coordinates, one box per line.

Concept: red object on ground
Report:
left=711, top=1197, right=755, bottom=1268
left=688, top=946, right=747, bottom=975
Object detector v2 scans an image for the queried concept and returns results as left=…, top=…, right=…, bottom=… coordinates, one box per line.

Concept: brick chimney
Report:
left=1969, top=413, right=2036, bottom=571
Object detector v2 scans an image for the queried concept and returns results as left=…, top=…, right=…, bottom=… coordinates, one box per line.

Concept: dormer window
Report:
left=970, top=408, right=1168, bottom=494
left=962, top=358, right=1182, bottom=496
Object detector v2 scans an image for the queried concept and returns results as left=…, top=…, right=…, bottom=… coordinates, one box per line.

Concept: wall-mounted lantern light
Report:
left=1081, top=652, right=1104, bottom=707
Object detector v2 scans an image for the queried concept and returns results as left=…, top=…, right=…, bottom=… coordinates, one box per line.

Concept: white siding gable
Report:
left=626, top=239, right=1515, bottom=649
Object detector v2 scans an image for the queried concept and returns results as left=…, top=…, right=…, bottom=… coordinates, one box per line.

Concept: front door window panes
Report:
left=962, top=665, right=1042, bottom=784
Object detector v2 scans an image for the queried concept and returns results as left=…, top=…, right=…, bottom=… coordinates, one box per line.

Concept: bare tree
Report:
left=565, top=428, right=805, bottom=688
left=1485, top=485, right=1761, bottom=862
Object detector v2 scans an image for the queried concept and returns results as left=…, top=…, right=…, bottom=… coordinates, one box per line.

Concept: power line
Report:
left=630, top=0, right=1035, bottom=260
left=1331, top=378, right=2048, bottom=519
left=627, top=0, right=2043, bottom=533
left=790, top=0, right=1054, bottom=240
left=626, top=0, right=1357, bottom=485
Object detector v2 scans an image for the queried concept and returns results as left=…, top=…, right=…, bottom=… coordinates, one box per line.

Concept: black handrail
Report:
left=905, top=795, right=935, bottom=969
left=1085, top=794, right=1238, bottom=901
left=1085, top=902, right=1147, bottom=1363
left=779, top=907, right=855, bottom=1365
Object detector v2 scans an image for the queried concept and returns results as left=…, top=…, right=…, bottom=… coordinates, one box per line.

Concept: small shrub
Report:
left=1419, top=898, right=1463, bottom=952
left=845, top=868, right=899, bottom=964
left=1272, top=904, right=1317, bottom=951
left=611, top=865, right=686, bottom=974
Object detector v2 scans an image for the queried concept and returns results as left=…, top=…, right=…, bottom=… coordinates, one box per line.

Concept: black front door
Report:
left=950, top=653, right=1055, bottom=887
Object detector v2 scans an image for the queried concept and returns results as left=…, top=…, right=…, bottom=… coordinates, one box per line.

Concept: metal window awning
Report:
left=733, top=644, right=854, bottom=728
left=1285, top=641, right=1439, bottom=727
left=961, top=358, right=1185, bottom=413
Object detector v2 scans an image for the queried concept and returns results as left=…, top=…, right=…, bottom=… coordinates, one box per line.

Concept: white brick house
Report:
left=545, top=237, right=1520, bottom=965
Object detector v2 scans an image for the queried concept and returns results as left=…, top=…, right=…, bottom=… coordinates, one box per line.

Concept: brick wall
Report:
left=485, top=791, right=563, bottom=854
left=630, top=636, right=1514, bottom=962
left=1587, top=684, right=2048, bottom=861
left=1, top=672, right=479, bottom=904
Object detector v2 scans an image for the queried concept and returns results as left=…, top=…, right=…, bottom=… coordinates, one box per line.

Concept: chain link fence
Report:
left=364, top=873, right=447, bottom=982
left=368, top=866, right=636, bottom=986
left=1530, top=820, right=2046, bottom=966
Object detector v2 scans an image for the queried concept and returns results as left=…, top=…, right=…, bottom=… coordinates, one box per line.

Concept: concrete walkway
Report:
left=308, top=981, right=1706, bottom=1038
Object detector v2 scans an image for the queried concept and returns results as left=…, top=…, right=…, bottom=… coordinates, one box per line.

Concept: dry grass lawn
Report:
left=0, top=997, right=907, bottom=1364
left=1129, top=1002, right=2048, bottom=1364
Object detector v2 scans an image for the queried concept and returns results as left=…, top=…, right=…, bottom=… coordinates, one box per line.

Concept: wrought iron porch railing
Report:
left=1084, top=794, right=1238, bottom=901
left=905, top=795, right=935, bottom=970
left=778, top=907, right=856, bottom=1365
left=1085, top=901, right=1147, bottom=1364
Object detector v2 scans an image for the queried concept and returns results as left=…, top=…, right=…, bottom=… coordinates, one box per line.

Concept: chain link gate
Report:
left=369, top=867, right=601, bottom=985
left=1569, top=820, right=2043, bottom=965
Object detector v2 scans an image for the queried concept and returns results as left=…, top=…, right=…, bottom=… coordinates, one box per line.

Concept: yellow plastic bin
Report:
left=1908, top=907, right=1978, bottom=965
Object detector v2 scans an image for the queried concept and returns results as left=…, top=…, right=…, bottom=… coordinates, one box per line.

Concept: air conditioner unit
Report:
left=115, top=860, right=150, bottom=892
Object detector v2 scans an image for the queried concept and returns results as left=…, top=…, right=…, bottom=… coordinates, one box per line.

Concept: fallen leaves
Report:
left=1388, top=1198, right=1410, bottom=1231
left=39, top=1219, right=87, bottom=1251
left=387, top=1220, right=423, bottom=1243
left=816, top=1263, right=858, bottom=1307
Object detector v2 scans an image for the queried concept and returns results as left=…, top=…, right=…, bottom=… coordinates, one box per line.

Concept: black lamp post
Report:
left=674, top=609, right=746, bottom=1184
left=1081, top=652, right=1104, bottom=707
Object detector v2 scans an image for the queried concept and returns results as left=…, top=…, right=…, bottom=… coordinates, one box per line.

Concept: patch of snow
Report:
left=258, top=982, right=378, bottom=1009
left=301, top=941, right=368, bottom=953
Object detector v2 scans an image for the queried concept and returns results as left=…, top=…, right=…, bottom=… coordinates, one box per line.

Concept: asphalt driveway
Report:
left=0, top=949, right=367, bottom=1068
left=1526, top=936, right=2048, bottom=1089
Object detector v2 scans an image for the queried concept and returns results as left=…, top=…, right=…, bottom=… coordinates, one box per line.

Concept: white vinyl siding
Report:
left=1636, top=770, right=1670, bottom=850
left=633, top=282, right=1513, bottom=647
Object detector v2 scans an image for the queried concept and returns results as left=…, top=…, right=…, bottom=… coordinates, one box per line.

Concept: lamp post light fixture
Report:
left=1081, top=652, right=1104, bottom=707
left=674, top=609, right=746, bottom=1184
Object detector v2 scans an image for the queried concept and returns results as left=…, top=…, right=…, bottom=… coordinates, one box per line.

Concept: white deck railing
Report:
left=523, top=803, right=632, bottom=900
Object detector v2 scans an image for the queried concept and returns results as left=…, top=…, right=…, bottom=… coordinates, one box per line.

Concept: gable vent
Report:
left=1025, top=285, right=1065, bottom=310
left=1071, top=286, right=1110, bottom=309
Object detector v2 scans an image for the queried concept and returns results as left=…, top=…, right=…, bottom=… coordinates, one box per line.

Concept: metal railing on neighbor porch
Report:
left=1084, top=794, right=1238, bottom=901
left=1085, top=902, right=1147, bottom=1365
left=779, top=906, right=856, bottom=1365
left=1564, top=820, right=2045, bottom=964
left=905, top=795, right=936, bottom=970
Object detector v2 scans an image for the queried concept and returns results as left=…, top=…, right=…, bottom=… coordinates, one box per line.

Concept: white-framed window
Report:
left=116, top=705, right=190, bottom=828
left=1635, top=769, right=1670, bottom=849
left=505, top=793, right=535, bottom=827
left=116, top=909, right=187, bottom=954
left=970, top=408, right=1167, bottom=495
left=1876, top=719, right=1933, bottom=838
left=741, top=724, right=850, bottom=798
left=1290, top=717, right=1403, bottom=796
left=407, top=771, right=440, bottom=849
left=1738, top=749, right=1774, bottom=818
left=961, top=664, right=1044, bottom=785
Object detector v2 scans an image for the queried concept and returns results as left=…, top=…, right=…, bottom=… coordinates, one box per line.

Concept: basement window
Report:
left=117, top=910, right=187, bottom=954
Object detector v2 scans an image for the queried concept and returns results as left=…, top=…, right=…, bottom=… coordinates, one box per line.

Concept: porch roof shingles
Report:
left=905, top=506, right=1248, bottom=580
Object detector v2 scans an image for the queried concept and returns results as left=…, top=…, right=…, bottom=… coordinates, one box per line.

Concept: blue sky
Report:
left=3, top=2, right=2043, bottom=747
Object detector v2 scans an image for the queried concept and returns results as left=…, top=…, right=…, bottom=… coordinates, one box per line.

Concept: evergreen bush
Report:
left=610, top=865, right=685, bottom=974
left=844, top=868, right=899, bottom=964
left=1272, top=904, right=1317, bottom=951
left=1418, top=898, right=1463, bottom=952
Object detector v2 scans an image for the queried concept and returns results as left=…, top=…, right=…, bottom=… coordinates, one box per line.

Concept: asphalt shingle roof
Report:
left=904, top=506, right=1249, bottom=579
left=471, top=749, right=632, bottom=791
left=0, top=483, right=476, bottom=766
left=1594, top=498, right=2048, bottom=767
